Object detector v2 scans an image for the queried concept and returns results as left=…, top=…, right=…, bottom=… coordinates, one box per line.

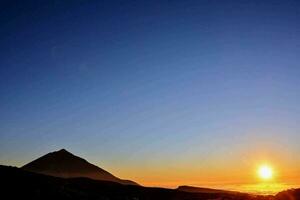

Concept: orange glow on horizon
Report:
left=102, top=156, right=300, bottom=194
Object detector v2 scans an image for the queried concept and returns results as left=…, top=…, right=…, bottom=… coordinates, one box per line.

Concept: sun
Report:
left=258, top=165, right=273, bottom=180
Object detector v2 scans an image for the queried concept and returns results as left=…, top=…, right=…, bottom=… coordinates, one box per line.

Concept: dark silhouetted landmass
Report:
left=22, top=149, right=138, bottom=185
left=1, top=164, right=292, bottom=200
left=275, top=188, right=300, bottom=200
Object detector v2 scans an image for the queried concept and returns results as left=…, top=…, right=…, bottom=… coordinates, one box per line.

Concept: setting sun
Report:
left=258, top=165, right=273, bottom=181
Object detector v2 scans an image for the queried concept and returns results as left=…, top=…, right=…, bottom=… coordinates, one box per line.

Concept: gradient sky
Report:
left=1, top=0, right=300, bottom=190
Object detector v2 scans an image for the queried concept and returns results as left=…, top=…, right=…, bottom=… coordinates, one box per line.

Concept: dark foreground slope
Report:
left=0, top=165, right=279, bottom=200
left=275, top=189, right=300, bottom=200
left=22, top=149, right=137, bottom=185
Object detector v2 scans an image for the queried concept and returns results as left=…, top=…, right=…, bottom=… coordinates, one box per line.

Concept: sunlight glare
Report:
left=258, top=165, right=273, bottom=181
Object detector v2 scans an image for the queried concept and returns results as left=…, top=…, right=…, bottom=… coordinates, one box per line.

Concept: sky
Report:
left=1, top=0, right=300, bottom=192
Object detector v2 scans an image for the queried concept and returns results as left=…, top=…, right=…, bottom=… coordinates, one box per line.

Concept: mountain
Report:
left=1, top=165, right=274, bottom=200
left=21, top=148, right=138, bottom=185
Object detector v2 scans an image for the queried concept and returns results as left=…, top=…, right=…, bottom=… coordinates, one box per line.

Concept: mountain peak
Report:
left=53, top=148, right=73, bottom=156
left=21, top=149, right=138, bottom=185
left=57, top=148, right=68, bottom=153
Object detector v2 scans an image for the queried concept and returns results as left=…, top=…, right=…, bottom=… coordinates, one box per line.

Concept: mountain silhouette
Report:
left=21, top=149, right=138, bottom=185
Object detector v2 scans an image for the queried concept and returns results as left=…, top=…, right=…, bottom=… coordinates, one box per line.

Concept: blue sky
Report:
left=1, top=0, right=300, bottom=187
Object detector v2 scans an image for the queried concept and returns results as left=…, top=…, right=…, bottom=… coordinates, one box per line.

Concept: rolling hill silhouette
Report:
left=177, top=185, right=239, bottom=194
left=21, top=149, right=138, bottom=185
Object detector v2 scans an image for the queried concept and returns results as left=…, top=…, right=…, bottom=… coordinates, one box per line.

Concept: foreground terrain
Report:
left=1, top=165, right=299, bottom=200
